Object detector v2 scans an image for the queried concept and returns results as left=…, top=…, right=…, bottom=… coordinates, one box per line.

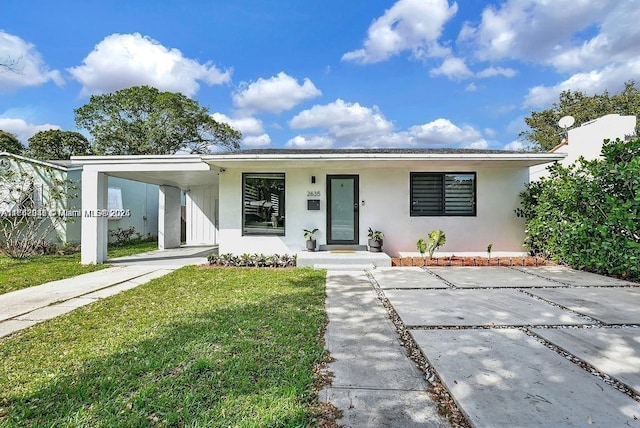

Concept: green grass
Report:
left=107, top=239, right=158, bottom=259
left=0, top=240, right=160, bottom=295
left=0, top=254, right=107, bottom=295
left=0, top=267, right=327, bottom=427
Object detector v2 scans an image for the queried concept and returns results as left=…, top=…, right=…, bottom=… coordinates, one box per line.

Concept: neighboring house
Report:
left=530, top=114, right=637, bottom=180
left=0, top=152, right=158, bottom=245
left=73, top=148, right=564, bottom=264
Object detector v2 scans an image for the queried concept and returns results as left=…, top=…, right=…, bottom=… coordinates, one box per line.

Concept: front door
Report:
left=327, top=175, right=359, bottom=245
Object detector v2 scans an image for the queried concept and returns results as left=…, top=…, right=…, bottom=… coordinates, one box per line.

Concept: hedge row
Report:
left=517, top=138, right=640, bottom=279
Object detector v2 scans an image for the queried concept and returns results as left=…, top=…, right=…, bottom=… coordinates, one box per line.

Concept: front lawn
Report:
left=0, top=240, right=160, bottom=295
left=0, top=267, right=327, bottom=427
left=0, top=254, right=107, bottom=295
left=107, top=239, right=158, bottom=259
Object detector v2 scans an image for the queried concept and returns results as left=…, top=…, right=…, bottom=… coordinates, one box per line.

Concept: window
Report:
left=410, top=172, right=476, bottom=216
left=242, top=173, right=285, bottom=235
left=108, top=187, right=124, bottom=219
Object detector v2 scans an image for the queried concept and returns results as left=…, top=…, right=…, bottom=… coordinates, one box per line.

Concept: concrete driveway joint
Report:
left=323, top=265, right=640, bottom=427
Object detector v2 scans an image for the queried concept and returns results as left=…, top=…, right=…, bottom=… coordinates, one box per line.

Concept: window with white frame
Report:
left=410, top=172, right=476, bottom=216
left=242, top=173, right=285, bottom=235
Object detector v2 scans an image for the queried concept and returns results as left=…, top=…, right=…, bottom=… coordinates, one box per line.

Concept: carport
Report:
left=72, top=155, right=221, bottom=264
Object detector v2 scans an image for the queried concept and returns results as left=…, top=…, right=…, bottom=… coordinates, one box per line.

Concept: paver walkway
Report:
left=321, top=270, right=448, bottom=427
left=0, top=246, right=213, bottom=338
left=376, top=266, right=640, bottom=427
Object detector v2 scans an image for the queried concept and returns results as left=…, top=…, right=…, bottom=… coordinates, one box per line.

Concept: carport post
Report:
left=158, top=185, right=181, bottom=250
left=80, top=169, right=108, bottom=264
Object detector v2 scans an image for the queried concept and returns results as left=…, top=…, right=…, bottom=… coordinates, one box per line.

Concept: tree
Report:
left=74, top=85, right=242, bottom=155
left=27, top=130, right=92, bottom=160
left=521, top=81, right=640, bottom=151
left=0, top=130, right=24, bottom=154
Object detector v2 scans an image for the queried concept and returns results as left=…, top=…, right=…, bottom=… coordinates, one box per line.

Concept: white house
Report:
left=530, top=114, right=637, bottom=180
left=0, top=152, right=158, bottom=245
left=72, top=148, right=564, bottom=264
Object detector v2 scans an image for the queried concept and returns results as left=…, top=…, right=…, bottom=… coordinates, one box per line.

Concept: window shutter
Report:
left=444, top=174, right=475, bottom=215
left=411, top=173, right=443, bottom=216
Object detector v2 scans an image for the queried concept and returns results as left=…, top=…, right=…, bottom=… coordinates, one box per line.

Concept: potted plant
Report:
left=303, top=228, right=318, bottom=252
left=367, top=227, right=384, bottom=252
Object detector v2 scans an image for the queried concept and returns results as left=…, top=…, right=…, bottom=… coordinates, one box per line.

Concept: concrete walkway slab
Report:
left=412, top=328, right=640, bottom=426
left=14, top=305, right=78, bottom=321
left=0, top=246, right=214, bottom=338
left=0, top=319, right=39, bottom=337
left=321, top=271, right=447, bottom=427
left=529, top=287, right=640, bottom=324
left=513, top=265, right=637, bottom=286
left=370, top=267, right=449, bottom=289
left=427, top=266, right=561, bottom=288
left=533, top=327, right=640, bottom=395
left=0, top=265, right=158, bottom=322
left=384, top=289, right=590, bottom=327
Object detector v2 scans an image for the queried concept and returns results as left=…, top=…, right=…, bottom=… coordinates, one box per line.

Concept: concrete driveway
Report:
left=370, top=266, right=640, bottom=426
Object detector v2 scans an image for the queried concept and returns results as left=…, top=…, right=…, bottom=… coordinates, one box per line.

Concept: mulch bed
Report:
left=391, top=256, right=555, bottom=267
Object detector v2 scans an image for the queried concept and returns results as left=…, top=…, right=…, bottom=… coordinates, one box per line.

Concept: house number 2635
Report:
left=307, top=191, right=320, bottom=197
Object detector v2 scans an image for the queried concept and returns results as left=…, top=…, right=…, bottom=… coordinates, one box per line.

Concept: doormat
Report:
left=330, top=250, right=356, bottom=253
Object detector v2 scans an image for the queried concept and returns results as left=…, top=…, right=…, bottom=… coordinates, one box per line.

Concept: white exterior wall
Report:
left=185, top=185, right=218, bottom=245
left=106, top=177, right=159, bottom=240
left=531, top=114, right=637, bottom=180
left=218, top=166, right=528, bottom=256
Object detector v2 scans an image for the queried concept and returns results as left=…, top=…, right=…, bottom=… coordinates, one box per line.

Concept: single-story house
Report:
left=0, top=152, right=159, bottom=245
left=72, top=148, right=564, bottom=264
left=530, top=114, right=637, bottom=180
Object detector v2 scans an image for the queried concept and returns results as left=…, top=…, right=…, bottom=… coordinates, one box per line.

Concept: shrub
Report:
left=207, top=253, right=297, bottom=268
left=517, top=137, right=640, bottom=278
left=108, top=226, right=137, bottom=246
left=427, top=230, right=446, bottom=259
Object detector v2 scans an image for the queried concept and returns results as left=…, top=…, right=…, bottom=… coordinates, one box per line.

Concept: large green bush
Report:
left=517, top=137, right=640, bottom=278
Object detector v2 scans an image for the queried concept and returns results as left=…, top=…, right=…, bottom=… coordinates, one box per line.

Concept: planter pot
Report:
left=306, top=239, right=317, bottom=252
left=368, top=238, right=383, bottom=252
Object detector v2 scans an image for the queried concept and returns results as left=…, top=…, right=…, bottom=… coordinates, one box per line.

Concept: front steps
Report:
left=296, top=250, right=392, bottom=270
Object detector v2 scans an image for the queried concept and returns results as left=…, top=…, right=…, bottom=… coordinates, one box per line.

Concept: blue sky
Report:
left=1, top=0, right=637, bottom=151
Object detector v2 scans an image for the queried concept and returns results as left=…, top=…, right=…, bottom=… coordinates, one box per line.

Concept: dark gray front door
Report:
left=327, top=175, right=359, bottom=245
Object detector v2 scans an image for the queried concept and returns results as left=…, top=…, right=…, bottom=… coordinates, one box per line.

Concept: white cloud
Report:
left=342, top=0, right=458, bottom=64
left=464, top=82, right=478, bottom=92
left=211, top=112, right=271, bottom=148
left=289, top=100, right=490, bottom=148
left=484, top=128, right=497, bottom=138
left=463, top=139, right=489, bottom=149
left=429, top=56, right=473, bottom=80
left=0, top=117, right=60, bottom=143
left=460, top=1, right=611, bottom=64
left=503, top=140, right=528, bottom=151
left=408, top=118, right=482, bottom=145
left=286, top=135, right=335, bottom=149
left=232, top=72, right=321, bottom=114
left=68, top=33, right=230, bottom=97
left=0, top=31, right=63, bottom=91
left=211, top=113, right=264, bottom=135
left=476, top=66, right=516, bottom=78
left=243, top=134, right=272, bottom=148
left=289, top=99, right=394, bottom=141
left=524, top=60, right=640, bottom=107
